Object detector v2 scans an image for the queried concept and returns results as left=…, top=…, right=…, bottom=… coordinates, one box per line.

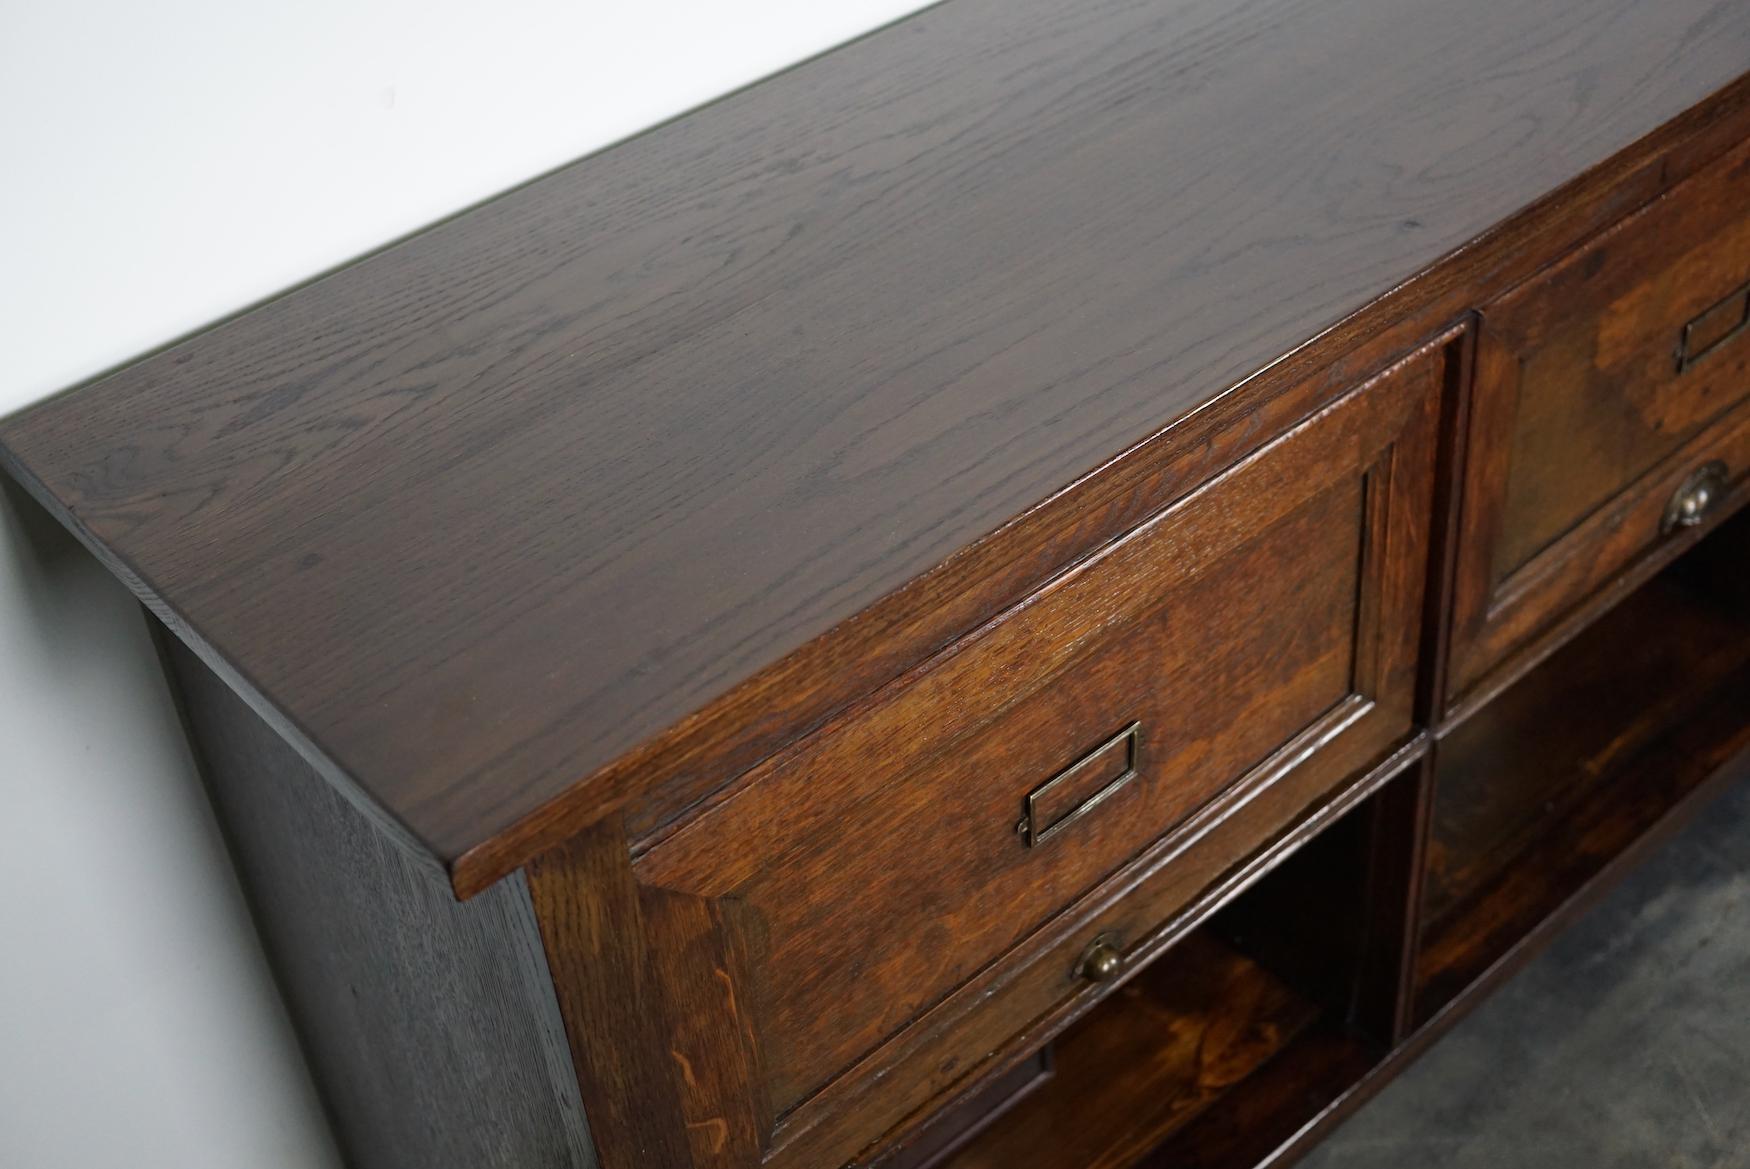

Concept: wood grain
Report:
left=938, top=933, right=1323, bottom=1169
left=526, top=821, right=699, bottom=1169
left=1137, top=1025, right=1379, bottom=1169
left=156, top=632, right=597, bottom=1169
left=938, top=762, right=1422, bottom=1169
left=1420, top=517, right=1750, bottom=1016
left=48, top=8, right=1750, bottom=1168
left=1448, top=134, right=1750, bottom=700
left=637, top=346, right=1433, bottom=1113
left=3, top=0, right=1748, bottom=894
left=757, top=736, right=1433, bottom=1169
left=879, top=1050, right=1055, bottom=1169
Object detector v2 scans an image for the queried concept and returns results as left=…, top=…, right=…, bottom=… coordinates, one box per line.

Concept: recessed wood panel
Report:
left=658, top=476, right=1365, bottom=1112
left=1449, top=135, right=1750, bottom=701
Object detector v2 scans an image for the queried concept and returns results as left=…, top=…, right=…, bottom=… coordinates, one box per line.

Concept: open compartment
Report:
left=1416, top=507, right=1750, bottom=1021
left=887, top=762, right=1425, bottom=1169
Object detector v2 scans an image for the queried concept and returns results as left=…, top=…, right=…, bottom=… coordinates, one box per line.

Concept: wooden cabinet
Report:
left=6, top=3, right=1750, bottom=1168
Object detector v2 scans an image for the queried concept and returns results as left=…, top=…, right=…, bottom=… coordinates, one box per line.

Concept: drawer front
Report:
left=1450, top=135, right=1750, bottom=701
left=631, top=342, right=1443, bottom=1166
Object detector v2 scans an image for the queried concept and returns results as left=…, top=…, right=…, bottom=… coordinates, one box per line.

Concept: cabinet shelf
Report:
left=1417, top=515, right=1750, bottom=1020
left=936, top=932, right=1334, bottom=1169
left=921, top=772, right=1412, bottom=1169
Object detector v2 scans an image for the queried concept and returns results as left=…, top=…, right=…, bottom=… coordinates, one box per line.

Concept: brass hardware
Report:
left=1016, top=721, right=1142, bottom=848
left=1662, top=461, right=1728, bottom=534
left=1076, top=935, right=1125, bottom=983
left=1677, top=282, right=1750, bottom=373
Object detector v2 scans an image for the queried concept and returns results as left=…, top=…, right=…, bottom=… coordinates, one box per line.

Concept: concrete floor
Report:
left=1301, top=774, right=1750, bottom=1169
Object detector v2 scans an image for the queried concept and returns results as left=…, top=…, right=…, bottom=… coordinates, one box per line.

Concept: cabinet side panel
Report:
left=158, top=630, right=596, bottom=1169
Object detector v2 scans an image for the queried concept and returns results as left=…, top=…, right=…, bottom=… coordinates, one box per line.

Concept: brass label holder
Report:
left=1017, top=721, right=1142, bottom=848
left=1677, top=280, right=1750, bottom=373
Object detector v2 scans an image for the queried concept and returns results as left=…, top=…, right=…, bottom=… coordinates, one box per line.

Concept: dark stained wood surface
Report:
left=938, top=762, right=1422, bottom=1169
left=157, top=631, right=598, bottom=1169
left=880, top=1049, right=1054, bottom=1169
left=938, top=932, right=1324, bottom=1169
left=636, top=342, right=1439, bottom=1114
left=1489, top=142, right=1750, bottom=584
left=4, top=0, right=1750, bottom=894
left=1447, top=134, right=1750, bottom=701
left=1427, top=579, right=1750, bottom=930
left=526, top=821, right=735, bottom=1169
left=1418, top=520, right=1750, bottom=1017
left=1136, top=1024, right=1379, bottom=1169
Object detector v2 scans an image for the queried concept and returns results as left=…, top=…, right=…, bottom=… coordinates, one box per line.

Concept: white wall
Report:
left=0, top=3, right=930, bottom=1165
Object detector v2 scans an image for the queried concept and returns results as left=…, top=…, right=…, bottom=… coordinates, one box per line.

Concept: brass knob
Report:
left=1663, top=461, right=1728, bottom=535
left=1077, top=936, right=1125, bottom=983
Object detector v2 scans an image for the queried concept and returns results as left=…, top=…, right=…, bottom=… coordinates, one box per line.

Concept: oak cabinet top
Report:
left=5, top=0, right=1747, bottom=895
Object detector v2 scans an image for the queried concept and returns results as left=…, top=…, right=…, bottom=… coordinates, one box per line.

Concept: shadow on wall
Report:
left=0, top=479, right=343, bottom=1169
left=1, top=478, right=101, bottom=635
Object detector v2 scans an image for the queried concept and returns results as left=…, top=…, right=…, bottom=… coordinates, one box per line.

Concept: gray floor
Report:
left=1301, top=774, right=1750, bottom=1169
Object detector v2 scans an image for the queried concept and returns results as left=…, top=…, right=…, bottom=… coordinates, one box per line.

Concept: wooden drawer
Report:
left=1449, top=136, right=1750, bottom=703
left=622, top=343, right=1442, bottom=1167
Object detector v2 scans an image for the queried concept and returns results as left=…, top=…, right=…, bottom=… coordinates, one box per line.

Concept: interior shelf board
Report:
left=1417, top=558, right=1750, bottom=1017
left=937, top=932, right=1326, bottom=1169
